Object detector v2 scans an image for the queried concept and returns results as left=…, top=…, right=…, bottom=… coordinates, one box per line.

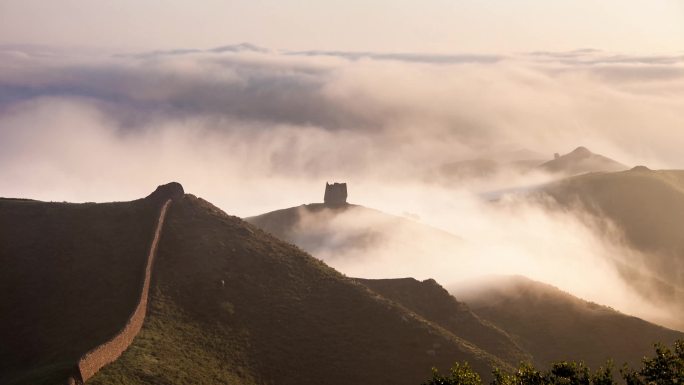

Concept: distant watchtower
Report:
left=324, top=182, right=348, bottom=206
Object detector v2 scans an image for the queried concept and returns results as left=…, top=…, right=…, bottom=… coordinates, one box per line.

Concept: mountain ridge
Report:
left=542, top=168, right=684, bottom=329
left=453, top=275, right=684, bottom=368
left=0, top=187, right=509, bottom=384
left=539, top=146, right=627, bottom=175
left=91, top=193, right=509, bottom=384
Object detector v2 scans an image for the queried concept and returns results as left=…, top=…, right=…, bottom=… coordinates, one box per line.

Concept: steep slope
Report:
left=542, top=168, right=684, bottom=328
left=454, top=276, right=684, bottom=369
left=0, top=197, right=160, bottom=385
left=356, top=278, right=532, bottom=366
left=91, top=194, right=508, bottom=385
left=544, top=168, right=684, bottom=278
left=539, top=146, right=627, bottom=175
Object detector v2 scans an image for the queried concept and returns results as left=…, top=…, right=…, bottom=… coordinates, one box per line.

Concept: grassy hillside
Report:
left=90, top=195, right=508, bottom=385
left=7, top=179, right=681, bottom=384
left=543, top=168, right=684, bottom=328
left=245, top=203, right=411, bottom=247
left=0, top=198, right=159, bottom=385
left=245, top=203, right=463, bottom=272
left=454, top=275, right=684, bottom=369
left=245, top=203, right=355, bottom=244
left=545, top=168, right=684, bottom=274
left=356, top=278, right=531, bottom=366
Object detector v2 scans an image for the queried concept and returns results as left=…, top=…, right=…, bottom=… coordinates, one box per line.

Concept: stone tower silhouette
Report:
left=324, top=182, right=347, bottom=206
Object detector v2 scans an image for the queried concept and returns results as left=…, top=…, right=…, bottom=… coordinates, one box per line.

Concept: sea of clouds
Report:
left=1, top=44, right=683, bottom=329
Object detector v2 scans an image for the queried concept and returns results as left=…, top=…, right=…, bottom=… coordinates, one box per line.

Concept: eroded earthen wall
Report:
left=69, top=199, right=172, bottom=384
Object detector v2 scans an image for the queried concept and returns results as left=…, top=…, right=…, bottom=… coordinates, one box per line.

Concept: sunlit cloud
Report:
left=2, top=46, right=684, bottom=330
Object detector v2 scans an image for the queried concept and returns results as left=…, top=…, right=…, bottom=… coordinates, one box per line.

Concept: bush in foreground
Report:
left=423, top=340, right=683, bottom=385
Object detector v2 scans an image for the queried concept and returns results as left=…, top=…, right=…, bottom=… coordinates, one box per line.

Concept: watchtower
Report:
left=324, top=182, right=347, bottom=206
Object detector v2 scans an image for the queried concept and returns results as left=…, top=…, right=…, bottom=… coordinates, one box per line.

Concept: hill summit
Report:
left=539, top=146, right=627, bottom=175
left=144, top=182, right=185, bottom=203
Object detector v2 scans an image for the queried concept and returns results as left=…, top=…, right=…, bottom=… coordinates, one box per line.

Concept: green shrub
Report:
left=622, top=340, right=683, bottom=385
left=424, top=340, right=683, bottom=385
left=422, top=362, right=481, bottom=385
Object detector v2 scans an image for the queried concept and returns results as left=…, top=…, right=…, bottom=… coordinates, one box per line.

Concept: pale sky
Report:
left=0, top=0, right=682, bottom=53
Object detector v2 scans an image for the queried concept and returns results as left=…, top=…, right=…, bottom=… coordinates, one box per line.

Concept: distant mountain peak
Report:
left=539, top=146, right=627, bottom=175
left=570, top=146, right=592, bottom=157
left=210, top=43, right=270, bottom=53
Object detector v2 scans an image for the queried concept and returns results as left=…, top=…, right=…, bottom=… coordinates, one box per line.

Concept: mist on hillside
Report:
left=270, top=187, right=682, bottom=331
left=1, top=46, right=684, bottom=330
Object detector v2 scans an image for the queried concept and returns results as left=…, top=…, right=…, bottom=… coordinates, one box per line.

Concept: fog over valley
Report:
left=2, top=45, right=682, bottom=330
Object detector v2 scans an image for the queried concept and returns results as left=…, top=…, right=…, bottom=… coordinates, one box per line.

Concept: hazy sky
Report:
left=2, top=46, right=684, bottom=208
left=1, top=0, right=682, bottom=53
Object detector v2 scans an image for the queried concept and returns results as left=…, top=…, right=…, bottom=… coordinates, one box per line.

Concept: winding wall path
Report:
left=68, top=198, right=172, bottom=384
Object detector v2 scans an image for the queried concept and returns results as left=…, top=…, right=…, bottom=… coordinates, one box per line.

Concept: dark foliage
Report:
left=424, top=340, right=683, bottom=385
left=622, top=341, right=684, bottom=385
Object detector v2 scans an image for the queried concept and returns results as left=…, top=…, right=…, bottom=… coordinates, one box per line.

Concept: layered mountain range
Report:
left=2, top=162, right=683, bottom=384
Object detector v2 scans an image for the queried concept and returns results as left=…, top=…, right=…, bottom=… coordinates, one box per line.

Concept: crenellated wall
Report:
left=67, top=198, right=172, bottom=384
left=324, top=182, right=347, bottom=206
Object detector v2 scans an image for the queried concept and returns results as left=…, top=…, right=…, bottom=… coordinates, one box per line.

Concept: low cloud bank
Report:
left=287, top=186, right=683, bottom=331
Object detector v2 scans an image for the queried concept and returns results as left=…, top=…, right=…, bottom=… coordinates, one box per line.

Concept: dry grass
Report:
left=91, top=195, right=506, bottom=385
left=457, top=275, right=684, bottom=368
left=0, top=198, right=159, bottom=385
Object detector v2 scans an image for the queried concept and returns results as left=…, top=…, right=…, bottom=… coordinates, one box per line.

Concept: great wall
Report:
left=67, top=182, right=184, bottom=384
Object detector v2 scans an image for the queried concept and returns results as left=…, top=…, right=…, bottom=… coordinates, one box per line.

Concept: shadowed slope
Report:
left=356, top=278, right=532, bottom=366
left=544, top=168, right=684, bottom=279
left=543, top=168, right=684, bottom=328
left=454, top=276, right=684, bottom=369
left=74, top=199, right=172, bottom=384
left=92, top=195, right=507, bottom=385
left=0, top=198, right=159, bottom=385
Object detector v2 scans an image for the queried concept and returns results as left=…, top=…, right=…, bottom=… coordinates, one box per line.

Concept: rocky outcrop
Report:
left=145, top=182, right=184, bottom=204
left=68, top=184, right=181, bottom=384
